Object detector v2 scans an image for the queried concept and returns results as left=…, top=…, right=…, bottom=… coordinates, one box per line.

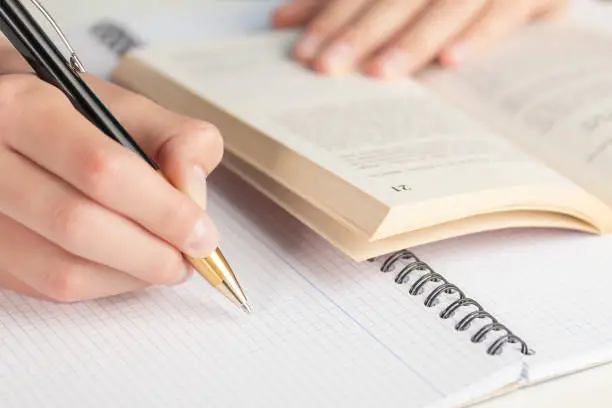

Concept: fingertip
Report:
left=365, top=49, right=411, bottom=80
left=438, top=41, right=470, bottom=67
left=312, top=42, right=356, bottom=76
left=309, top=58, right=348, bottom=77
left=362, top=59, right=384, bottom=78
left=293, top=32, right=323, bottom=62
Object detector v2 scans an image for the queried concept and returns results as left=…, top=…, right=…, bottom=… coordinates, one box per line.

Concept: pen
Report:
left=0, top=0, right=252, bottom=313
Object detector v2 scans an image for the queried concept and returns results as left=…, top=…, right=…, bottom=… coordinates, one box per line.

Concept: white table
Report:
left=37, top=0, right=612, bottom=406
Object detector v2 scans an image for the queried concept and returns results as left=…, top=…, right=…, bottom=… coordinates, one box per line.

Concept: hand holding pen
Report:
left=0, top=0, right=250, bottom=311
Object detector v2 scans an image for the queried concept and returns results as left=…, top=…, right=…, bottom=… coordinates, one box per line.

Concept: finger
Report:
left=85, top=75, right=224, bottom=210
left=365, top=0, right=489, bottom=78
left=271, top=0, right=324, bottom=28
left=438, top=0, right=544, bottom=67
left=533, top=0, right=567, bottom=20
left=292, top=0, right=372, bottom=62
left=311, top=0, right=432, bottom=75
left=0, top=266, right=49, bottom=301
left=4, top=77, right=218, bottom=258
left=86, top=75, right=224, bottom=177
left=0, top=148, right=188, bottom=286
left=0, top=213, right=161, bottom=302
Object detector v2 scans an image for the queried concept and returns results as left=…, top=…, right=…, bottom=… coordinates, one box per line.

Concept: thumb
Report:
left=156, top=129, right=221, bottom=210
left=84, top=75, right=223, bottom=210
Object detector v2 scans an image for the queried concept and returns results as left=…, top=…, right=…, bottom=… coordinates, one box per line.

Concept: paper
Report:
left=414, top=225, right=612, bottom=384
left=420, top=22, right=612, bottom=207
left=0, top=169, right=523, bottom=408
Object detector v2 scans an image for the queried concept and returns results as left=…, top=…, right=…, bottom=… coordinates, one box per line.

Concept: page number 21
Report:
left=391, top=184, right=412, bottom=192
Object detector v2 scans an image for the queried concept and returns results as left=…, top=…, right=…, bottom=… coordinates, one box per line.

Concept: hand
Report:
left=272, top=0, right=567, bottom=78
left=0, top=43, right=223, bottom=302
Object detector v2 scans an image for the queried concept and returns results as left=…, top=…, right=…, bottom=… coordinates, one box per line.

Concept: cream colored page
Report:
left=131, top=31, right=578, bottom=208
left=420, top=22, right=612, bottom=205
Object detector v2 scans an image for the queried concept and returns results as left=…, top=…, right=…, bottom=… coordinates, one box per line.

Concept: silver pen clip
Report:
left=28, top=0, right=86, bottom=73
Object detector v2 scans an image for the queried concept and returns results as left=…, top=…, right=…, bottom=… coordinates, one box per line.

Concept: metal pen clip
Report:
left=28, top=0, right=86, bottom=73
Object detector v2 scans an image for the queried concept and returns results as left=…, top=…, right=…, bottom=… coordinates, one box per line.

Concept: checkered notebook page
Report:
left=0, top=169, right=523, bottom=408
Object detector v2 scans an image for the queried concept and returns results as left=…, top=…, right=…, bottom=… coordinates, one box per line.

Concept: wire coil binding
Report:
left=378, top=250, right=534, bottom=356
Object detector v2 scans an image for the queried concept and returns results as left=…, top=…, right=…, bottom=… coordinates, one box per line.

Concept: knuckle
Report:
left=147, top=249, right=184, bottom=285
left=80, top=148, right=123, bottom=197
left=50, top=199, right=91, bottom=249
left=43, top=263, right=85, bottom=303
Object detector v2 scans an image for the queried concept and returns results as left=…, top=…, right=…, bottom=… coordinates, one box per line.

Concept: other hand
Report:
left=0, top=44, right=223, bottom=302
left=272, top=0, right=567, bottom=78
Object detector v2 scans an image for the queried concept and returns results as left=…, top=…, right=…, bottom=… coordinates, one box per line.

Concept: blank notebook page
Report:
left=0, top=170, right=524, bottom=408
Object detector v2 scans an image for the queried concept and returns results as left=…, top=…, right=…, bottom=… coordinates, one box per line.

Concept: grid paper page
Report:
left=0, top=169, right=523, bottom=408
left=413, top=227, right=612, bottom=384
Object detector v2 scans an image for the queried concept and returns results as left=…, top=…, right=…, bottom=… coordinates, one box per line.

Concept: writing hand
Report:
left=0, top=45, right=223, bottom=302
left=272, top=0, right=566, bottom=78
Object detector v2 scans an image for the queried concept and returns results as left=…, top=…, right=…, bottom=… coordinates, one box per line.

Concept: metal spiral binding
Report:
left=378, top=250, right=534, bottom=356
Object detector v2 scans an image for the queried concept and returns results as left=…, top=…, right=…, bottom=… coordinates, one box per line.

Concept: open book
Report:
left=111, top=21, right=612, bottom=261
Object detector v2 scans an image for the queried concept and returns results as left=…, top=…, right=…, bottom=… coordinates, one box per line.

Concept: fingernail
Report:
left=186, top=165, right=207, bottom=210
left=320, top=42, right=354, bottom=74
left=185, top=214, right=218, bottom=258
left=295, top=33, right=322, bottom=60
left=379, top=49, right=410, bottom=78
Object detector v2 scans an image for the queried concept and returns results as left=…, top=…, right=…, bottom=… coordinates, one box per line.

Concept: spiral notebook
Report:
left=3, top=167, right=612, bottom=408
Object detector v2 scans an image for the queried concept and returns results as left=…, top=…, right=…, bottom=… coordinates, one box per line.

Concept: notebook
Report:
left=3, top=166, right=612, bottom=408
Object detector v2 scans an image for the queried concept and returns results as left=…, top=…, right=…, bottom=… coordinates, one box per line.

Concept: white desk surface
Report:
left=37, top=0, right=612, bottom=407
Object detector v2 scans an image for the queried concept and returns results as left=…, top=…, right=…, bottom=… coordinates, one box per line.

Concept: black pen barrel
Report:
left=0, top=0, right=158, bottom=169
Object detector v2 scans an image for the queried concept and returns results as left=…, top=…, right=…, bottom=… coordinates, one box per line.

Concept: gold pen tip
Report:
left=241, top=302, right=254, bottom=314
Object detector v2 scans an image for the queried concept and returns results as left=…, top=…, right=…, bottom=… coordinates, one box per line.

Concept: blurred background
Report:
left=38, top=0, right=610, bottom=78
left=42, top=0, right=612, bottom=29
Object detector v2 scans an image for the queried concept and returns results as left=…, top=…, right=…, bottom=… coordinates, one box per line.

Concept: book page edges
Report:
left=376, top=186, right=612, bottom=241
left=222, top=151, right=598, bottom=261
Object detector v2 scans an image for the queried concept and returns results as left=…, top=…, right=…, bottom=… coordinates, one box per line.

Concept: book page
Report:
left=127, top=31, right=585, bottom=213
left=420, top=22, right=612, bottom=206
left=0, top=168, right=523, bottom=408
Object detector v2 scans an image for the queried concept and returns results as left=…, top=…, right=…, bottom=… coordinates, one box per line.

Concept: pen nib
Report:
left=241, top=302, right=254, bottom=314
